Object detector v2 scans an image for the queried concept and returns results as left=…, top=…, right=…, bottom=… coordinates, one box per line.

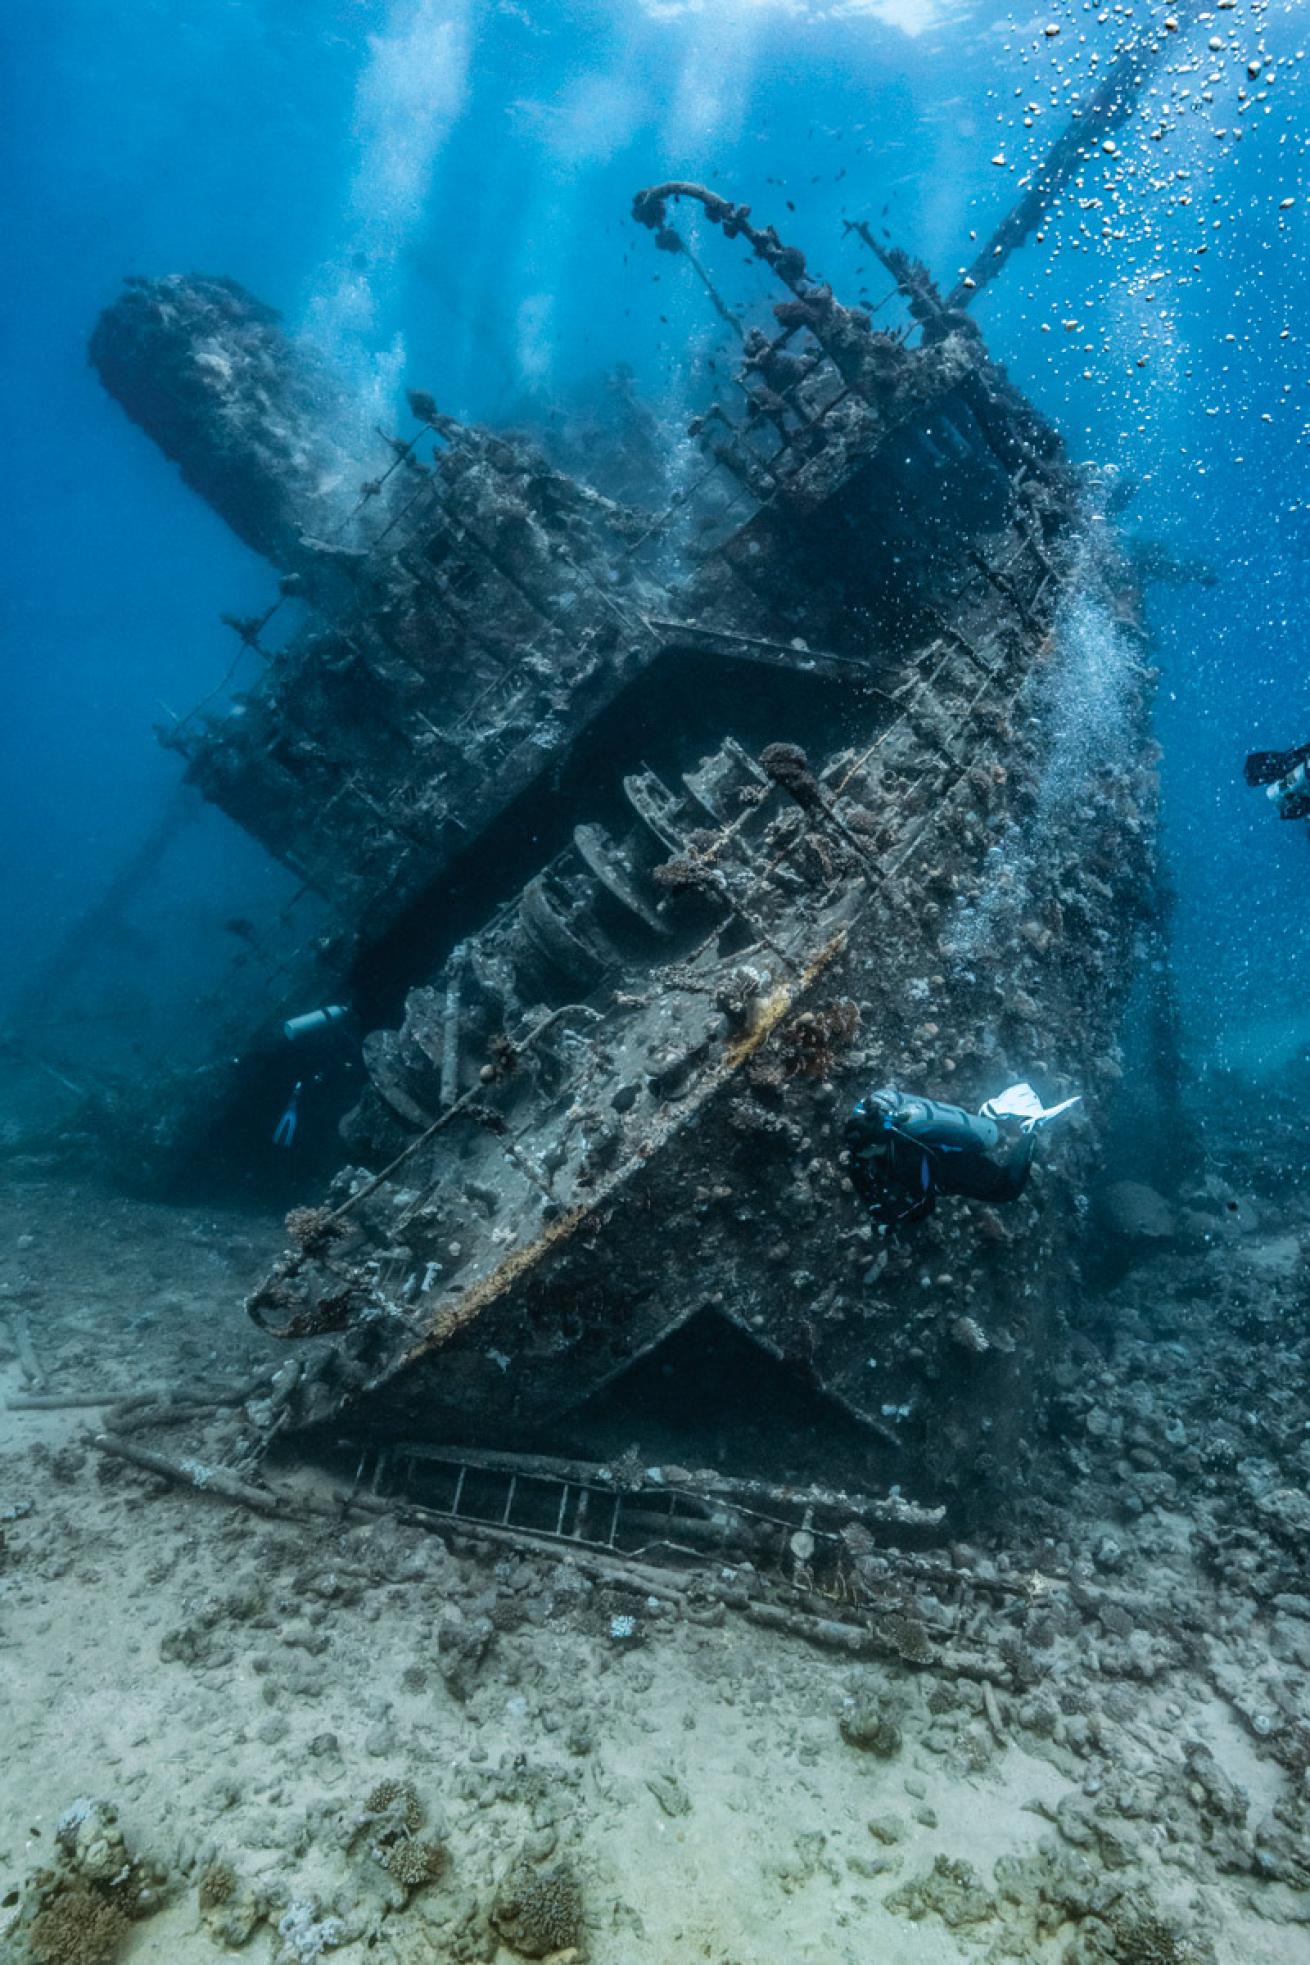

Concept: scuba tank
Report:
left=845, top=1081, right=1080, bottom=1228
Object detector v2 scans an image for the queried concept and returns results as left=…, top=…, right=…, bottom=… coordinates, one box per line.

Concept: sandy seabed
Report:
left=1, top=1174, right=1307, bottom=1965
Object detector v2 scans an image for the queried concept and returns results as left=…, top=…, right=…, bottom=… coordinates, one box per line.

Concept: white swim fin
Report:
left=980, top=1081, right=1082, bottom=1134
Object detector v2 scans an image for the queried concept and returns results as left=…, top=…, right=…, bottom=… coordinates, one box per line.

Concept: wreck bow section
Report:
left=92, top=278, right=669, bottom=936
left=228, top=188, right=1159, bottom=1507
left=92, top=222, right=1058, bottom=937
left=86, top=188, right=1089, bottom=1189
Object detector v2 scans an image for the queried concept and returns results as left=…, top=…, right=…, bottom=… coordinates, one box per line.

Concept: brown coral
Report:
left=380, top=1837, right=445, bottom=1890
left=283, top=1205, right=343, bottom=1256
left=778, top=999, right=860, bottom=1079
left=484, top=1030, right=519, bottom=1079
left=876, top=1610, right=934, bottom=1664
left=760, top=741, right=822, bottom=809
left=29, top=1887, right=129, bottom=1965
left=491, top=1859, right=584, bottom=1958
left=1103, top=1908, right=1215, bottom=1965
left=197, top=1862, right=236, bottom=1911
left=364, top=1777, right=424, bottom=1836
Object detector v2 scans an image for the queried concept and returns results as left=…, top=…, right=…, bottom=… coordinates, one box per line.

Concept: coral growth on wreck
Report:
left=777, top=999, right=860, bottom=1079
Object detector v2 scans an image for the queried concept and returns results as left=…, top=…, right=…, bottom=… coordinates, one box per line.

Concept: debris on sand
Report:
left=5, top=1799, right=166, bottom=1965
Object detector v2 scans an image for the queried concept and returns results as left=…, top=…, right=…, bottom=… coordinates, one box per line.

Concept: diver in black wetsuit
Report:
left=1244, top=743, right=1310, bottom=821
left=844, top=1082, right=1080, bottom=1235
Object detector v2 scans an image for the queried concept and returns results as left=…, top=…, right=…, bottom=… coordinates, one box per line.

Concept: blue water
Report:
left=2, top=0, right=1307, bottom=1083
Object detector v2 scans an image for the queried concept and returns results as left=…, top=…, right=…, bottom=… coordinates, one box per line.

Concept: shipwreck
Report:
left=64, top=29, right=1191, bottom=1511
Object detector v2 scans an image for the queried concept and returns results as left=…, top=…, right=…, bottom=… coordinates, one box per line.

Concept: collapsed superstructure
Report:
left=86, top=167, right=1163, bottom=1508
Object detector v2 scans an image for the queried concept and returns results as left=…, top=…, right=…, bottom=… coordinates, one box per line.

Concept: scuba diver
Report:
left=1244, top=741, right=1310, bottom=821
left=270, top=1003, right=355, bottom=1150
left=844, top=1082, right=1081, bottom=1235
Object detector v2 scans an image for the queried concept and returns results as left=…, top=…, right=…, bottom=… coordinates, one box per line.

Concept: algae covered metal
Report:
left=86, top=152, right=1165, bottom=1504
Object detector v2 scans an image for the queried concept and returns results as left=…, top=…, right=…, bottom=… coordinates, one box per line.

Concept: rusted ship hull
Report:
left=87, top=170, right=1161, bottom=1505
left=248, top=520, right=1153, bottom=1501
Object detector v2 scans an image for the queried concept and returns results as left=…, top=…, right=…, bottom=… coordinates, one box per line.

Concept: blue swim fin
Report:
left=273, top=1080, right=302, bottom=1147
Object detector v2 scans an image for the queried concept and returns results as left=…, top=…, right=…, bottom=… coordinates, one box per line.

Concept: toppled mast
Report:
left=948, top=10, right=1202, bottom=307
left=87, top=274, right=384, bottom=600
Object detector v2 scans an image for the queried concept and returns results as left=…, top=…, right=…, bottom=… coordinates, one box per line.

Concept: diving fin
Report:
left=981, top=1082, right=1082, bottom=1133
left=273, top=1080, right=302, bottom=1148
left=1245, top=744, right=1310, bottom=787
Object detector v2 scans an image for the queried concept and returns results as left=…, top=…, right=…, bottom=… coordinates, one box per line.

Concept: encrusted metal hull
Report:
left=88, top=176, right=1162, bottom=1505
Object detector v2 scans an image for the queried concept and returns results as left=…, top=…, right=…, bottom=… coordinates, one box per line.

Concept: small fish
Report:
left=273, top=1081, right=302, bottom=1148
